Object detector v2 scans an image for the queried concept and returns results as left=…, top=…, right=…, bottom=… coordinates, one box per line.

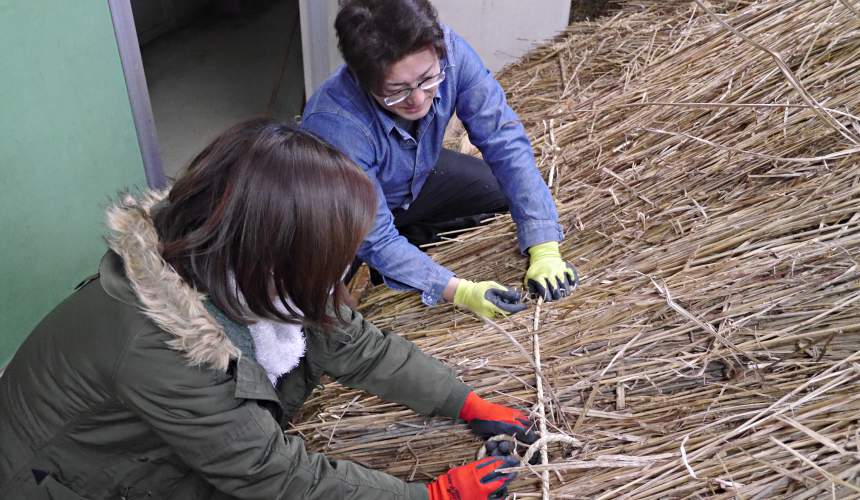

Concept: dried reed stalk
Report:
left=291, top=0, right=860, bottom=497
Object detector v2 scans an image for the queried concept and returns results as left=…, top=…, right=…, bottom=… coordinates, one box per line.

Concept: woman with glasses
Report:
left=302, top=0, right=578, bottom=319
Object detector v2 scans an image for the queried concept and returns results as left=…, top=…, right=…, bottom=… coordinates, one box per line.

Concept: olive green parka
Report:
left=0, top=192, right=470, bottom=499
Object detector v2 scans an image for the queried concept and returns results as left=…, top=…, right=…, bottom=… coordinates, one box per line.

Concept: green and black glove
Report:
left=454, top=279, right=526, bottom=319
left=524, top=241, right=579, bottom=301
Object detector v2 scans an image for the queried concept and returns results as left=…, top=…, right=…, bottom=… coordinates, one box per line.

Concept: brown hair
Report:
left=152, top=118, right=376, bottom=328
left=335, top=0, right=447, bottom=93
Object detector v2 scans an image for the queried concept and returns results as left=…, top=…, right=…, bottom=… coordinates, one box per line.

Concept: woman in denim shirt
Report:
left=302, top=0, right=578, bottom=318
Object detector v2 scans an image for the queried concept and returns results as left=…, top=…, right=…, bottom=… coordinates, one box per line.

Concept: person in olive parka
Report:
left=0, top=120, right=536, bottom=500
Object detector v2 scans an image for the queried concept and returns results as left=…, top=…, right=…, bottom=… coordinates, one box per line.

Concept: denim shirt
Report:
left=301, top=27, right=562, bottom=306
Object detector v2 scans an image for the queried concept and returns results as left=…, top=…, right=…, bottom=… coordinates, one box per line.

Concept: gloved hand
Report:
left=484, top=439, right=540, bottom=465
left=460, top=391, right=538, bottom=444
left=426, top=456, right=519, bottom=500
left=524, top=241, right=579, bottom=301
left=453, top=279, right=526, bottom=319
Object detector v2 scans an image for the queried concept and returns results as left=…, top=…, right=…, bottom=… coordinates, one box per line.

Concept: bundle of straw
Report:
left=291, top=0, right=860, bottom=497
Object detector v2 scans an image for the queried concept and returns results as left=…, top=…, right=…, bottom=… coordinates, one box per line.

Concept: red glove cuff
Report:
left=459, top=391, right=486, bottom=421
left=460, top=391, right=526, bottom=425
left=427, top=474, right=452, bottom=500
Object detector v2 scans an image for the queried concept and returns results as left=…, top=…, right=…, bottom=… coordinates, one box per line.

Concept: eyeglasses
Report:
left=377, top=67, right=447, bottom=106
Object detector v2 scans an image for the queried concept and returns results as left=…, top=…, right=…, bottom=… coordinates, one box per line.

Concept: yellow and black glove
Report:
left=524, top=241, right=579, bottom=301
left=454, top=280, right=526, bottom=319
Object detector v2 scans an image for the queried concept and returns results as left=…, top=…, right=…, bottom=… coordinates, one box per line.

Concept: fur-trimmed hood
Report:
left=105, top=190, right=240, bottom=371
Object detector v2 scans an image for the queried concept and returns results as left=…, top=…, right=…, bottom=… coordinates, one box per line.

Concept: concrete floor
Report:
left=141, top=0, right=303, bottom=177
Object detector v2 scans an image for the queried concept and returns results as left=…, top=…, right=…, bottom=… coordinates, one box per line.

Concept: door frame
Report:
left=107, top=0, right=167, bottom=189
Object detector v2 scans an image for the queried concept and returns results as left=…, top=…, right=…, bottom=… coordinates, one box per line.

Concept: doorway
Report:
left=131, top=0, right=304, bottom=178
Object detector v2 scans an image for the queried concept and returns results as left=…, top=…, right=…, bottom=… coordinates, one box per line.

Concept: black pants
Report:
left=349, top=149, right=509, bottom=284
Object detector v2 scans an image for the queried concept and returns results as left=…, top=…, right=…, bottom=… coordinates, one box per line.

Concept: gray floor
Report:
left=142, top=0, right=304, bottom=177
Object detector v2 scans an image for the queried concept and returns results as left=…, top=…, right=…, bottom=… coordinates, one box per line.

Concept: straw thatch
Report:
left=291, top=0, right=860, bottom=497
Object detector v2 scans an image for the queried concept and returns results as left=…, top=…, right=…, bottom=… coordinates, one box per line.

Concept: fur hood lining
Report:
left=105, top=191, right=240, bottom=371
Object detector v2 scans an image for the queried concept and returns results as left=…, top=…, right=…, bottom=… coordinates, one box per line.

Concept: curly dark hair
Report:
left=335, top=0, right=447, bottom=93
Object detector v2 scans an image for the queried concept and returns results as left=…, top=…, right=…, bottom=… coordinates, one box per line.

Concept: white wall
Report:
left=298, top=0, right=341, bottom=98
left=299, top=0, right=570, bottom=96
left=433, top=0, right=570, bottom=73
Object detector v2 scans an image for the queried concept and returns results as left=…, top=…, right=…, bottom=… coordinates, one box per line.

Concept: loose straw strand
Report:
left=532, top=298, right=551, bottom=500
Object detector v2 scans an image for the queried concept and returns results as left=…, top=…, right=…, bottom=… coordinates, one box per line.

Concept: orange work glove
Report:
left=459, top=391, right=538, bottom=444
left=426, top=456, right=519, bottom=500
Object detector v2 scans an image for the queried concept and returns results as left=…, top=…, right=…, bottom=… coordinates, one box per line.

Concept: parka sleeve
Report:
left=114, top=328, right=429, bottom=500
left=312, top=307, right=472, bottom=419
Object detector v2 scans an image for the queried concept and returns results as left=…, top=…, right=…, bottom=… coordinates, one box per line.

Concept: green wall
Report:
left=0, top=1, right=147, bottom=365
